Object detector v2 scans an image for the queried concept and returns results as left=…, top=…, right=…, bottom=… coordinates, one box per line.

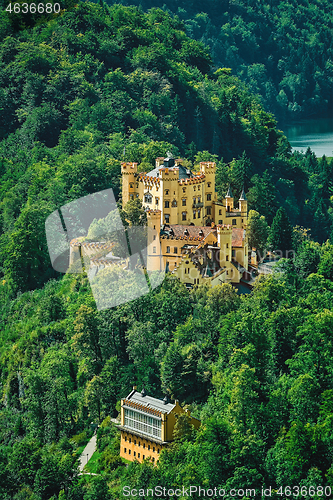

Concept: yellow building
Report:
left=122, top=155, right=249, bottom=286
left=118, top=387, right=200, bottom=464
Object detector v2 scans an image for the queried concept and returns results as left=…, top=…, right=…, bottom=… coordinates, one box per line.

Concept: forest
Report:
left=0, top=1, right=332, bottom=499
left=98, top=0, right=333, bottom=120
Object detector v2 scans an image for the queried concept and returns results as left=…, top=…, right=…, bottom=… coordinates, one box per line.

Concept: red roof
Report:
left=232, top=228, right=245, bottom=247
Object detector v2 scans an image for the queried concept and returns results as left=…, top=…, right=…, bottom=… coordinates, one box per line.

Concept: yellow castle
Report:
left=122, top=155, right=249, bottom=286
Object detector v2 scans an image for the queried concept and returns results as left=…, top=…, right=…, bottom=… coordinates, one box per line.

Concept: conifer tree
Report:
left=268, top=207, right=293, bottom=257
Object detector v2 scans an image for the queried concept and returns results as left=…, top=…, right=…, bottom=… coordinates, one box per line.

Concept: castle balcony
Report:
left=192, top=202, right=204, bottom=208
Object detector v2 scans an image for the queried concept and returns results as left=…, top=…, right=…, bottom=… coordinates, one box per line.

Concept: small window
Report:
left=129, top=438, right=131, bottom=443
left=206, top=207, right=211, bottom=215
left=207, top=194, right=211, bottom=201
left=124, top=448, right=127, bottom=453
left=165, top=190, right=169, bottom=195
left=144, top=194, right=152, bottom=203
left=194, top=186, right=196, bottom=191
left=193, top=212, right=196, bottom=219
left=207, top=182, right=211, bottom=187
left=143, top=443, right=146, bottom=449
left=165, top=201, right=170, bottom=208
left=152, top=457, right=155, bottom=462
left=242, top=218, right=244, bottom=222
left=219, top=220, right=222, bottom=224
left=138, top=442, right=141, bottom=447
left=219, top=209, right=222, bottom=215
left=193, top=197, right=196, bottom=204
left=130, top=183, right=134, bottom=188
left=124, top=436, right=127, bottom=442
left=232, top=219, right=237, bottom=225
left=226, top=255, right=229, bottom=261
left=174, top=247, right=178, bottom=254
left=130, top=194, right=134, bottom=200
left=166, top=246, right=170, bottom=253
left=172, top=199, right=177, bottom=207
left=134, top=440, right=136, bottom=445
left=198, top=211, right=201, bottom=218
left=155, top=197, right=159, bottom=204
left=165, top=214, right=170, bottom=223
left=153, top=246, right=156, bottom=253
left=143, top=455, right=145, bottom=459
left=153, top=447, right=155, bottom=452
left=136, top=193, right=139, bottom=198
left=157, top=449, right=160, bottom=454
left=134, top=451, right=136, bottom=457
left=136, top=183, right=139, bottom=188
left=183, top=188, right=186, bottom=193
left=232, top=250, right=236, bottom=257
left=182, top=212, right=186, bottom=221
left=138, top=453, right=140, bottom=458
left=129, top=450, right=131, bottom=455
left=148, top=445, right=151, bottom=450
left=182, top=198, right=186, bottom=206
left=153, top=235, right=156, bottom=240
left=226, top=243, right=229, bottom=248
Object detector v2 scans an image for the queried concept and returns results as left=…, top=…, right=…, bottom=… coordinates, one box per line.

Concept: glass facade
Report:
left=124, top=408, right=161, bottom=439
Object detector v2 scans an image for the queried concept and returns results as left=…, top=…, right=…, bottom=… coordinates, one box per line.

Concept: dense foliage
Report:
left=0, top=2, right=333, bottom=499
left=100, top=0, right=333, bottom=120
left=0, top=1, right=332, bottom=296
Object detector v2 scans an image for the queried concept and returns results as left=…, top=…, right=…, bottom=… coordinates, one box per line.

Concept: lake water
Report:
left=281, top=116, right=333, bottom=158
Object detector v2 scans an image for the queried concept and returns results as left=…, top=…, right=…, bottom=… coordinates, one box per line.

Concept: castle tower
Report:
left=217, top=225, right=232, bottom=268
left=200, top=162, right=216, bottom=224
left=225, top=186, right=234, bottom=212
left=121, top=162, right=138, bottom=207
left=147, top=210, right=163, bottom=271
left=238, top=188, right=247, bottom=214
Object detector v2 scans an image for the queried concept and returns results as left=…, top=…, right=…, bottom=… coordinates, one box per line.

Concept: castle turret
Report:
left=225, top=186, right=234, bottom=212
left=121, top=162, right=138, bottom=207
left=239, top=188, right=247, bottom=214
left=147, top=210, right=162, bottom=271
left=200, top=162, right=216, bottom=223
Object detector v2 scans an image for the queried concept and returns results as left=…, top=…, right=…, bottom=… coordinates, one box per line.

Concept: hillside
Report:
left=0, top=1, right=332, bottom=299
left=0, top=3, right=333, bottom=499
left=97, top=0, right=333, bottom=121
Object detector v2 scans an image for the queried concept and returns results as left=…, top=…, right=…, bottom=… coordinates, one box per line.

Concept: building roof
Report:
left=146, top=165, right=194, bottom=180
left=123, top=389, right=176, bottom=415
left=232, top=228, right=246, bottom=247
left=226, top=186, right=233, bottom=198
left=239, top=188, right=247, bottom=201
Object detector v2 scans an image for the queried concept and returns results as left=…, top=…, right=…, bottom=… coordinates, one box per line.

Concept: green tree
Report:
left=268, top=207, right=293, bottom=257
left=247, top=210, right=269, bottom=258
